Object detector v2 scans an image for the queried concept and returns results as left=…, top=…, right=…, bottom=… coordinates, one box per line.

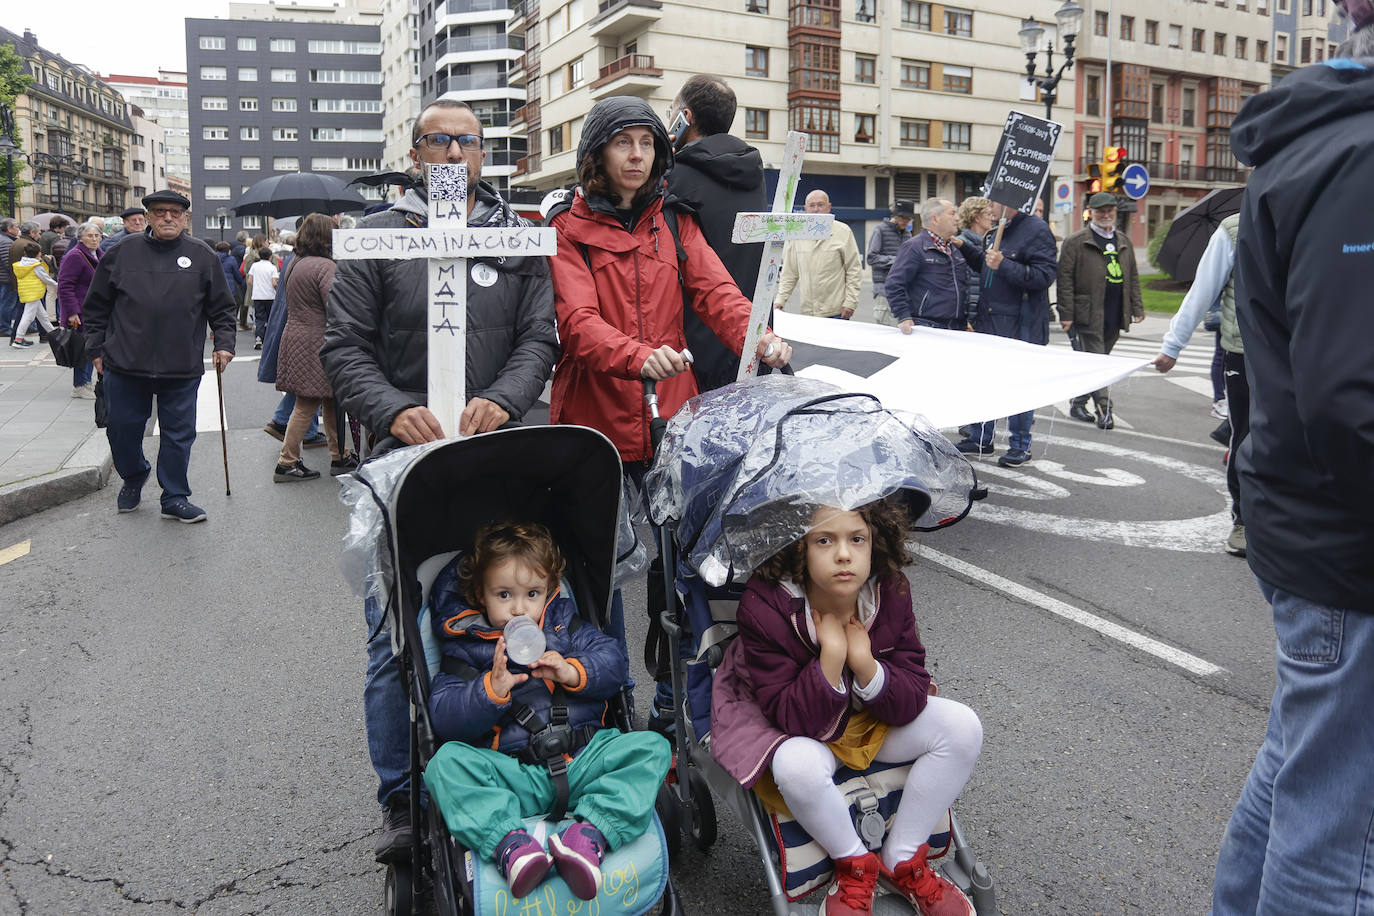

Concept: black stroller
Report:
left=641, top=375, right=998, bottom=915
left=343, top=425, right=682, bottom=916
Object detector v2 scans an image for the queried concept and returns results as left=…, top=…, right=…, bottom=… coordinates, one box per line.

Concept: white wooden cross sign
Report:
left=332, top=163, right=557, bottom=437
left=730, top=130, right=833, bottom=380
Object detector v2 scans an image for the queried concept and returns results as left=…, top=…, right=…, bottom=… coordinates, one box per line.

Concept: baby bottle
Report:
left=503, top=615, right=546, bottom=666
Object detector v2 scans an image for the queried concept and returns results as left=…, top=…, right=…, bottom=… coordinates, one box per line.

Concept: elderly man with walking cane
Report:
left=81, top=189, right=237, bottom=523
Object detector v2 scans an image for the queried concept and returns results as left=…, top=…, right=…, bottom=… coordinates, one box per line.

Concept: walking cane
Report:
left=215, top=362, right=231, bottom=496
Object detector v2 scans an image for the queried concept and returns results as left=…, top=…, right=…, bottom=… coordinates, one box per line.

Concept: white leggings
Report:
left=770, top=695, right=983, bottom=870
left=15, top=299, right=55, bottom=338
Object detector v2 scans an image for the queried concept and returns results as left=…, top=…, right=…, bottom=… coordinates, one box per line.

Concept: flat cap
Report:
left=141, top=189, right=191, bottom=210
left=120, top=206, right=146, bottom=218
left=1087, top=192, right=1118, bottom=209
left=891, top=199, right=915, bottom=217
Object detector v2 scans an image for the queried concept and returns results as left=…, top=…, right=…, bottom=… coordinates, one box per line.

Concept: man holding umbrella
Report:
left=81, top=190, right=237, bottom=523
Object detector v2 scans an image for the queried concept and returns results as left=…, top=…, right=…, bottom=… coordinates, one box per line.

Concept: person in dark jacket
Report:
left=954, top=202, right=1059, bottom=467
left=0, top=218, right=19, bottom=342
left=866, top=199, right=914, bottom=327
left=213, top=241, right=245, bottom=301
left=81, top=190, right=236, bottom=523
left=321, top=98, right=560, bottom=865
left=229, top=230, right=247, bottom=265
left=98, top=207, right=145, bottom=253
left=885, top=198, right=982, bottom=332
left=1209, top=13, right=1374, bottom=915
left=665, top=74, right=769, bottom=391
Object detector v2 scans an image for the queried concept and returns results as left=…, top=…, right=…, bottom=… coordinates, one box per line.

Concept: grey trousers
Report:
left=1070, top=325, right=1122, bottom=409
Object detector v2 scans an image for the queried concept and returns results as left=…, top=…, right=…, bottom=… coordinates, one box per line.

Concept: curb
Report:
left=0, top=429, right=113, bottom=527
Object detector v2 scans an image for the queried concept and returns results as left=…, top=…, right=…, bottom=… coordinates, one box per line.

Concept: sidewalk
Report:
left=0, top=348, right=112, bottom=527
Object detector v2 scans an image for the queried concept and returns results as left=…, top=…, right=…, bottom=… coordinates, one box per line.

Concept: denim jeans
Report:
left=103, top=370, right=199, bottom=504
left=364, top=594, right=411, bottom=807
left=1210, top=580, right=1374, bottom=915
left=73, top=361, right=94, bottom=388
left=272, top=393, right=320, bottom=439
left=976, top=410, right=1034, bottom=453
left=0, top=284, right=19, bottom=338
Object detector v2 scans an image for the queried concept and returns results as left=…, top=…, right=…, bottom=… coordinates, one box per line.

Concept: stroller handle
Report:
left=643, top=348, right=693, bottom=453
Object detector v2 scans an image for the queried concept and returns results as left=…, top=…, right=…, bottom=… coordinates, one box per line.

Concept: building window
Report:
left=204, top=185, right=231, bottom=200
left=944, top=7, right=972, bottom=37
left=1258, top=0, right=1269, bottom=13
left=308, top=69, right=381, bottom=83
left=311, top=127, right=384, bottom=142
left=900, top=59, right=930, bottom=89
left=1276, top=34, right=1288, bottom=63
left=901, top=1, right=932, bottom=30
left=200, top=66, right=227, bottom=80
left=273, top=127, right=298, bottom=141
left=1149, top=141, right=1163, bottom=163
left=547, top=124, right=565, bottom=154
left=1182, top=87, right=1196, bottom=126
left=568, top=58, right=584, bottom=88
left=746, top=46, right=769, bottom=77
left=1168, top=24, right=1182, bottom=48
left=855, top=53, right=875, bottom=84
left=242, top=216, right=262, bottom=229
left=1214, top=32, right=1227, bottom=54
left=1301, top=37, right=1311, bottom=63
left=311, top=98, right=384, bottom=113
left=899, top=118, right=930, bottom=147
left=1094, top=11, right=1108, bottom=36
left=203, top=155, right=230, bottom=170
left=1257, top=39, right=1269, bottom=62
left=241, top=126, right=259, bottom=140
left=273, top=156, right=299, bottom=171
left=199, top=36, right=225, bottom=50
left=272, top=68, right=298, bottom=82
left=1086, top=73, right=1100, bottom=116
left=240, top=97, right=258, bottom=111
left=1121, top=15, right=1134, bottom=40
left=1151, top=83, right=1165, bottom=122
left=1084, top=134, right=1099, bottom=162
left=203, top=126, right=229, bottom=140
left=942, top=121, right=971, bottom=150
left=237, top=37, right=257, bottom=51
left=745, top=0, right=768, bottom=12
left=1193, top=29, right=1206, bottom=52
left=745, top=108, right=769, bottom=139
left=241, top=156, right=261, bottom=170
left=855, top=0, right=875, bottom=23
left=272, top=97, right=298, bottom=112
left=308, top=39, right=383, bottom=53
left=1330, top=42, right=1338, bottom=58
left=235, top=67, right=256, bottom=82
left=854, top=114, right=875, bottom=143
left=270, top=38, right=297, bottom=52
left=942, top=65, right=972, bottom=94
left=1145, top=20, right=1158, bottom=45
left=1236, top=36, right=1247, bottom=58
left=201, top=96, right=228, bottom=110
left=790, top=99, right=839, bottom=153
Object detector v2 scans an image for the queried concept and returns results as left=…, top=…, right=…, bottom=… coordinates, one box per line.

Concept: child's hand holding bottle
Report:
left=490, top=636, right=530, bottom=700
left=529, top=650, right=581, bottom=688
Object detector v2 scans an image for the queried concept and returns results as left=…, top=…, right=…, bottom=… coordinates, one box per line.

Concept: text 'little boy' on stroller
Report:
left=642, top=374, right=997, bottom=916
left=341, top=425, right=681, bottom=916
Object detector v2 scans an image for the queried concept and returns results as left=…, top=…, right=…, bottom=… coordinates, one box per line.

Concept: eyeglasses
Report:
left=147, top=207, right=184, bottom=218
left=416, top=132, right=483, bottom=151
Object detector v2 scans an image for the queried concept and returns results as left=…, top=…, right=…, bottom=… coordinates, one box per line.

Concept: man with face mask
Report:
left=1055, top=192, right=1144, bottom=429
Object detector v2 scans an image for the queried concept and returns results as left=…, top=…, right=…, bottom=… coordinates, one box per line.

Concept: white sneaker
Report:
left=1211, top=400, right=1228, bottom=420
left=72, top=384, right=97, bottom=400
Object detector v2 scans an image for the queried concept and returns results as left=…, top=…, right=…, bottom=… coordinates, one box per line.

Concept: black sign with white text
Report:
left=985, top=111, right=1063, bottom=214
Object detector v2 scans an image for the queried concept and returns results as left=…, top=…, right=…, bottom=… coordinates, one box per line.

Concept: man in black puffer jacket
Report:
left=665, top=74, right=768, bottom=392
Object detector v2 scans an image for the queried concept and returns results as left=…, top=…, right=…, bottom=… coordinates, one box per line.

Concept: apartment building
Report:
left=104, top=71, right=191, bottom=189
left=1071, top=0, right=1271, bottom=247
left=128, top=106, right=168, bottom=203
left=1, top=26, right=135, bottom=221
left=184, top=14, right=386, bottom=236
left=1271, top=0, right=1349, bottom=78
left=381, top=0, right=426, bottom=169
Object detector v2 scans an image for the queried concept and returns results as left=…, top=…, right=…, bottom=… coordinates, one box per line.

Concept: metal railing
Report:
left=596, top=53, right=658, bottom=82
left=436, top=73, right=509, bottom=93
left=434, top=33, right=525, bottom=58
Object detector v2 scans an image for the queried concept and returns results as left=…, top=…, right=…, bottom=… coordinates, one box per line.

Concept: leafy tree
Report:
left=1147, top=218, right=1173, bottom=279
left=0, top=41, right=34, bottom=205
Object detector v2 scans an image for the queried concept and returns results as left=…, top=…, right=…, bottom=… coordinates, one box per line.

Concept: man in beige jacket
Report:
left=774, top=189, right=862, bottom=319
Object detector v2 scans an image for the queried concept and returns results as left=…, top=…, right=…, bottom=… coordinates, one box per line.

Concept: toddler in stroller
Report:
left=424, top=521, right=673, bottom=901
left=713, top=497, right=983, bottom=916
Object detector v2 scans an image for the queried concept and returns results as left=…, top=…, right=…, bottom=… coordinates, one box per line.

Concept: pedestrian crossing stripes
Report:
left=1048, top=336, right=1215, bottom=375
left=0, top=540, right=31, bottom=567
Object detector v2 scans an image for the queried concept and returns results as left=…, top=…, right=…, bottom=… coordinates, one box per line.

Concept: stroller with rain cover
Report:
left=642, top=375, right=997, bottom=916
left=340, top=425, right=682, bottom=916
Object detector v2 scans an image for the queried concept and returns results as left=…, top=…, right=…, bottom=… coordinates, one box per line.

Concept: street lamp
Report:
left=1020, top=0, right=1083, bottom=216
left=216, top=207, right=229, bottom=241
left=32, top=152, right=89, bottom=217
left=0, top=132, right=16, bottom=217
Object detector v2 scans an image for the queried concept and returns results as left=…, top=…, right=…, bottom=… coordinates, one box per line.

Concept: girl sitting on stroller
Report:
left=715, top=498, right=983, bottom=916
left=424, top=522, right=672, bottom=901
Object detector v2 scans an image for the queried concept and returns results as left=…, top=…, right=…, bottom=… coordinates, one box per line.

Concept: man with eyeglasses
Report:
left=81, top=189, right=237, bottom=523
left=322, top=98, right=558, bottom=866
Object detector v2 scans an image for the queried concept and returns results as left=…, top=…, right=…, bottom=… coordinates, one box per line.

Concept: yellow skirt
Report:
left=753, top=711, right=890, bottom=817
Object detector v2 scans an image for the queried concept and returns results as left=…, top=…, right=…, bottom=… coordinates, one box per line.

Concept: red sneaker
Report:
left=819, top=850, right=880, bottom=916
left=880, top=844, right=974, bottom=916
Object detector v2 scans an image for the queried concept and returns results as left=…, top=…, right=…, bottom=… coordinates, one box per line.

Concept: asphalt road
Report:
left=0, top=323, right=1274, bottom=915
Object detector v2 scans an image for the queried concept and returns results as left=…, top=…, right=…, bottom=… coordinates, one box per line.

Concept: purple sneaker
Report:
left=548, top=822, right=606, bottom=900
left=495, top=830, right=551, bottom=898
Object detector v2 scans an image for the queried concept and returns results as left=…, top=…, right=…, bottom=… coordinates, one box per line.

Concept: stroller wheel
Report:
left=656, top=780, right=682, bottom=862
left=685, top=767, right=718, bottom=852
left=385, top=863, right=414, bottom=916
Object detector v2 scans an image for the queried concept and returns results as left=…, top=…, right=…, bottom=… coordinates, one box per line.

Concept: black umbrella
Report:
left=1155, top=186, right=1245, bottom=282
left=231, top=173, right=367, bottom=218
left=347, top=170, right=420, bottom=193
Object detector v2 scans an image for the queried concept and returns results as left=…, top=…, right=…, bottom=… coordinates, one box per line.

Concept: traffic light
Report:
left=1087, top=161, right=1103, bottom=195
left=1102, top=146, right=1129, bottom=194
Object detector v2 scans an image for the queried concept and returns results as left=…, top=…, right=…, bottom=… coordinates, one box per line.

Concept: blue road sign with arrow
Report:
left=1122, top=163, right=1150, bottom=200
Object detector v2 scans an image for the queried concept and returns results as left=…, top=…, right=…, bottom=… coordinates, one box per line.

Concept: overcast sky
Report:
left=4, top=2, right=233, bottom=77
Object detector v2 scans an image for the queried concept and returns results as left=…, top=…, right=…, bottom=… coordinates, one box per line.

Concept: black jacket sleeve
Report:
left=323, top=258, right=420, bottom=437
left=471, top=263, right=558, bottom=420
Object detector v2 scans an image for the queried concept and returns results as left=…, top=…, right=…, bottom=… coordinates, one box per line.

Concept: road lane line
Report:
left=916, top=545, right=1225, bottom=677
left=0, top=540, right=32, bottom=567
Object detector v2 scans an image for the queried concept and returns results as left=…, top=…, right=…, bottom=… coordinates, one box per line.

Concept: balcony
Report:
left=438, top=0, right=511, bottom=13
left=434, top=33, right=524, bottom=59
left=509, top=53, right=529, bottom=87
left=589, top=53, right=662, bottom=99
left=514, top=153, right=540, bottom=176
left=507, top=0, right=530, bottom=34
left=512, top=99, right=540, bottom=127
left=588, top=0, right=662, bottom=39
left=436, top=74, right=510, bottom=95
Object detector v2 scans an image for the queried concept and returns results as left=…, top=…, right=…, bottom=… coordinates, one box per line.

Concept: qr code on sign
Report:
left=428, top=163, right=468, bottom=204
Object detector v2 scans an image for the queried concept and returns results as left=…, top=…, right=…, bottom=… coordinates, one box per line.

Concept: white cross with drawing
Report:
left=730, top=130, right=834, bottom=380
left=332, top=163, right=557, bottom=437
